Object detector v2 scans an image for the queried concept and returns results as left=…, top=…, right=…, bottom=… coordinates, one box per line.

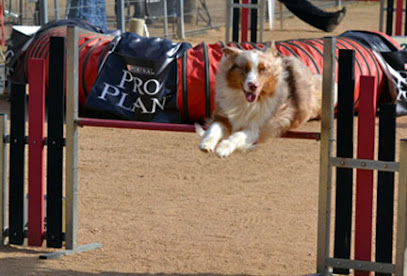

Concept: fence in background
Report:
left=2, top=0, right=348, bottom=39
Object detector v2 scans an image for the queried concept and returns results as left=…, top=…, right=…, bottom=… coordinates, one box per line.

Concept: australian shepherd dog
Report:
left=196, top=44, right=322, bottom=157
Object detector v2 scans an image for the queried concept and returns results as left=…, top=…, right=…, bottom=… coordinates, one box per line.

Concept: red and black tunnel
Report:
left=19, top=25, right=399, bottom=123
left=177, top=33, right=399, bottom=123
left=22, top=26, right=115, bottom=106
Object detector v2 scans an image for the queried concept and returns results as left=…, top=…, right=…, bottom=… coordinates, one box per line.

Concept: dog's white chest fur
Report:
left=216, top=82, right=281, bottom=131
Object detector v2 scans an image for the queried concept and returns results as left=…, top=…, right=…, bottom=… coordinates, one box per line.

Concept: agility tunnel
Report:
left=8, top=21, right=401, bottom=124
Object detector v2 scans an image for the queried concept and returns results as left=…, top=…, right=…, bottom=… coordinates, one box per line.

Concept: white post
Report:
left=395, top=139, right=407, bottom=275
left=177, top=0, right=185, bottom=39
left=65, top=25, right=79, bottom=251
left=268, top=0, right=275, bottom=30
left=39, top=0, right=48, bottom=25
left=316, top=37, right=336, bottom=274
left=163, top=0, right=169, bottom=38
left=117, top=0, right=126, bottom=33
left=225, top=0, right=232, bottom=42
left=0, top=114, right=7, bottom=245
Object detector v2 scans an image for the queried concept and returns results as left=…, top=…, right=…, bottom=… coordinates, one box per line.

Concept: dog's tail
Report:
left=195, top=123, right=206, bottom=137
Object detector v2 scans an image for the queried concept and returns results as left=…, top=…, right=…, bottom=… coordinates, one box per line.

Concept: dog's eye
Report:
left=240, top=63, right=251, bottom=74
left=258, top=63, right=267, bottom=74
left=238, top=66, right=248, bottom=74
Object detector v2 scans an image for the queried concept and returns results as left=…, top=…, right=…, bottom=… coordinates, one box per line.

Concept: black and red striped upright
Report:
left=232, top=0, right=258, bottom=42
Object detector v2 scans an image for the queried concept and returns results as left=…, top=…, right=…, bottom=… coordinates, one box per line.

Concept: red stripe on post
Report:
left=241, top=0, right=249, bottom=42
left=354, top=76, right=377, bottom=276
left=396, top=0, right=403, bottom=35
left=27, top=58, right=46, bottom=246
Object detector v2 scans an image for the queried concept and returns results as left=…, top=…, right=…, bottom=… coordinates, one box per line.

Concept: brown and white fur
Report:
left=196, top=44, right=322, bottom=157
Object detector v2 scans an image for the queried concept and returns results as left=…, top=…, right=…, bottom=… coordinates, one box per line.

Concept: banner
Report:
left=85, top=33, right=191, bottom=122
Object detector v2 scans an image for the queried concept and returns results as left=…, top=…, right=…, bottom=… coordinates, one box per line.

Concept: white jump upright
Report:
left=315, top=37, right=407, bottom=275
left=39, top=25, right=102, bottom=259
left=316, top=36, right=336, bottom=275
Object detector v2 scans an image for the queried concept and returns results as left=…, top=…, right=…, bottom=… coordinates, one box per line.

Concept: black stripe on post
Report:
left=386, top=0, right=394, bottom=35
left=9, top=83, right=27, bottom=245
left=375, top=103, right=396, bottom=276
left=405, top=3, right=407, bottom=36
left=333, top=49, right=355, bottom=275
left=202, top=42, right=211, bottom=119
left=47, top=36, right=65, bottom=248
left=250, top=0, right=257, bottom=42
left=232, top=0, right=240, bottom=42
left=182, top=51, right=189, bottom=123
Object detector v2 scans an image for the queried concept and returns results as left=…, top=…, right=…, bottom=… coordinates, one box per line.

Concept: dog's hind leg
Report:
left=199, top=121, right=228, bottom=152
left=215, top=129, right=259, bottom=157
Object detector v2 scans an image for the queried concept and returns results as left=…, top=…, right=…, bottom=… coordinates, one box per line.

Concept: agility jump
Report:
left=2, top=22, right=407, bottom=275
left=317, top=38, right=406, bottom=275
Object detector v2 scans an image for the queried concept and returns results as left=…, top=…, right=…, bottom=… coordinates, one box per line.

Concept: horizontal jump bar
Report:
left=76, top=117, right=321, bottom=140
left=330, top=157, right=399, bottom=172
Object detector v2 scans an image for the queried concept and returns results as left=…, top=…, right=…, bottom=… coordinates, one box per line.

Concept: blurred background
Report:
left=1, top=0, right=345, bottom=39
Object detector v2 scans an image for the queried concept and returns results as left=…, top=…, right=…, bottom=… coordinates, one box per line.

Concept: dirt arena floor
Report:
left=2, top=2, right=407, bottom=275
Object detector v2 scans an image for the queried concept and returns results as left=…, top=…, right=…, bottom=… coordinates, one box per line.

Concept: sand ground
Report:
left=1, top=2, right=406, bottom=276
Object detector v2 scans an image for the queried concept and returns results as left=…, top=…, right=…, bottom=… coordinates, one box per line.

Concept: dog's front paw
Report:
left=199, top=138, right=217, bottom=152
left=215, top=140, right=235, bottom=157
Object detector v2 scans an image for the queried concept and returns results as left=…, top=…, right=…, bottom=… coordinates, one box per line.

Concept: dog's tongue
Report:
left=245, top=92, right=257, bottom=103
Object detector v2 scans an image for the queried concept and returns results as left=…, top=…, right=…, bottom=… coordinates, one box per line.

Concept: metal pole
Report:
left=259, top=0, right=265, bottom=42
left=55, top=0, right=60, bottom=20
left=117, top=0, right=125, bottom=33
left=379, top=0, right=385, bottom=33
left=39, top=0, right=48, bottom=25
left=395, top=139, right=407, bottom=275
left=316, top=37, right=336, bottom=275
left=177, top=0, right=185, bottom=39
left=163, top=0, right=169, bottom=38
left=65, top=26, right=79, bottom=251
left=268, top=0, right=275, bottom=30
left=65, top=0, right=71, bottom=19
left=225, top=0, right=232, bottom=42
left=19, top=0, right=23, bottom=25
left=0, top=114, right=7, bottom=245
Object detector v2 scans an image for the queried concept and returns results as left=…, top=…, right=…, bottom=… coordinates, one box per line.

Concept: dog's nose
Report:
left=248, top=82, right=258, bottom=92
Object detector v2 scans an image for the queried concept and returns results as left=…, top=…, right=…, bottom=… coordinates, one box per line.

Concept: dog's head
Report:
left=220, top=43, right=282, bottom=103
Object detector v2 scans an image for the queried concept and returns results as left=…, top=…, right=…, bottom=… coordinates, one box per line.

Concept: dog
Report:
left=196, top=44, right=322, bottom=157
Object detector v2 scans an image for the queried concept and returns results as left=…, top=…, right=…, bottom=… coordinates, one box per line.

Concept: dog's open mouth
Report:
left=244, top=91, right=257, bottom=103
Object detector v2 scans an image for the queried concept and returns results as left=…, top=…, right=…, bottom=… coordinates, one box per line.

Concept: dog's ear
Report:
left=265, top=41, right=279, bottom=57
left=222, top=47, right=241, bottom=59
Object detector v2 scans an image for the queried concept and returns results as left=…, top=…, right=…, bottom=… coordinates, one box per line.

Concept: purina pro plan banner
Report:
left=85, top=33, right=191, bottom=122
